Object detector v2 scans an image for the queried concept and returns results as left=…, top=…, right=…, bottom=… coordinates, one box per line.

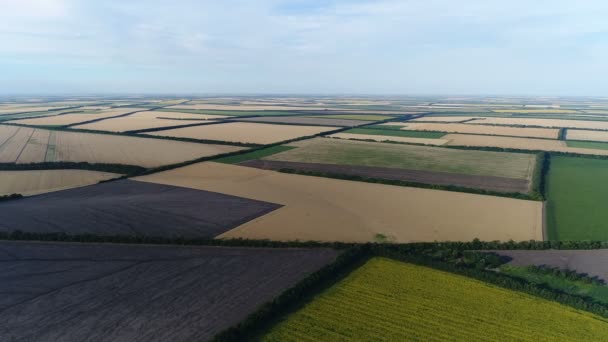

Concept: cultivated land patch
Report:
left=144, top=122, right=336, bottom=144
left=492, top=109, right=580, bottom=114
left=73, top=110, right=227, bottom=132
left=231, top=116, right=371, bottom=127
left=469, top=117, right=608, bottom=130
left=566, top=129, right=608, bottom=142
left=308, top=114, right=395, bottom=121
left=0, top=241, right=337, bottom=342
left=166, top=104, right=371, bottom=111
left=444, top=133, right=608, bottom=156
left=0, top=125, right=244, bottom=167
left=385, top=122, right=559, bottom=139
left=9, top=108, right=146, bottom=126
left=410, top=116, right=481, bottom=122
left=546, top=156, right=608, bottom=241
left=0, top=106, right=66, bottom=115
left=263, top=258, right=608, bottom=341
left=566, top=140, right=608, bottom=150
left=495, top=249, right=608, bottom=282
left=329, top=132, right=449, bottom=145
left=0, top=170, right=120, bottom=196
left=274, top=138, right=536, bottom=180
left=344, top=127, right=447, bottom=139
left=0, top=179, right=282, bottom=238
left=136, top=162, right=543, bottom=243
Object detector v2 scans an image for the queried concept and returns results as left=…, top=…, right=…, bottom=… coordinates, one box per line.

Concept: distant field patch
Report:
left=144, top=122, right=336, bottom=145
left=0, top=170, right=119, bottom=196
left=546, top=156, right=608, bottom=240
left=469, top=117, right=608, bottom=130
left=214, top=145, right=295, bottom=164
left=233, top=116, right=371, bottom=127
left=263, top=258, right=608, bottom=341
left=0, top=125, right=244, bottom=167
left=73, top=111, right=226, bottom=132
left=308, top=114, right=395, bottom=121
left=389, top=122, right=559, bottom=139
left=270, top=138, right=535, bottom=180
left=566, top=129, right=608, bottom=142
left=410, top=116, right=481, bottom=122
left=345, top=127, right=446, bottom=139
left=329, top=132, right=449, bottom=145
left=492, top=109, right=580, bottom=114
left=9, top=108, right=146, bottom=126
left=566, top=140, right=608, bottom=150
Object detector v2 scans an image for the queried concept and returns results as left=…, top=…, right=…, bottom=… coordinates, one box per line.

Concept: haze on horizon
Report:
left=1, top=0, right=607, bottom=96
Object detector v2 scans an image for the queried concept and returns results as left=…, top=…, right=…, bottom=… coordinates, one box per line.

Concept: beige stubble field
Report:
left=328, top=132, right=449, bottom=145
left=0, top=170, right=120, bottom=196
left=135, top=162, right=543, bottom=243
left=73, top=111, right=228, bottom=132
left=388, top=122, right=559, bottom=139
left=469, top=117, right=608, bottom=130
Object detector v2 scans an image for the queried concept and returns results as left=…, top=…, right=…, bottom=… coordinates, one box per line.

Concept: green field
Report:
left=269, top=138, right=535, bottom=179
left=213, top=145, right=295, bottom=164
left=566, top=140, right=608, bottom=150
left=546, top=156, right=608, bottom=240
left=345, top=127, right=446, bottom=139
left=263, top=258, right=608, bottom=341
left=501, top=265, right=608, bottom=305
left=309, top=114, right=396, bottom=121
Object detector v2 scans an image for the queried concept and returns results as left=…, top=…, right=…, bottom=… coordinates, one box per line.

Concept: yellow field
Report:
left=566, top=129, right=608, bottom=142
left=145, top=122, right=336, bottom=144
left=328, top=132, right=449, bottom=145
left=73, top=111, right=227, bottom=132
left=135, top=162, right=543, bottom=242
left=0, top=170, right=119, bottom=196
left=263, top=258, right=608, bottom=341
left=0, top=125, right=244, bottom=167
left=444, top=133, right=608, bottom=156
left=470, top=117, right=608, bottom=130
left=410, top=116, right=480, bottom=122
left=0, top=106, right=64, bottom=115
left=396, top=122, right=559, bottom=139
left=10, top=108, right=146, bottom=126
left=492, top=109, right=579, bottom=114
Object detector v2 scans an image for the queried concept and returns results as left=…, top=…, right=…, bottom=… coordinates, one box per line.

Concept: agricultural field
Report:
left=0, top=170, right=120, bottom=196
left=255, top=138, right=536, bottom=193
left=0, top=179, right=281, bottom=237
left=308, top=114, right=396, bottom=121
left=263, top=258, right=608, bottom=341
left=545, top=156, right=608, bottom=240
left=566, top=140, right=608, bottom=150
left=8, top=108, right=146, bottom=126
left=136, top=162, right=543, bottom=242
left=492, top=109, right=581, bottom=114
left=0, top=241, right=337, bottom=342
left=73, top=110, right=227, bottom=132
left=330, top=132, right=449, bottom=145
left=232, top=116, right=372, bottom=127
left=384, top=122, right=559, bottom=139
left=345, top=127, right=447, bottom=138
left=410, top=116, right=481, bottom=122
left=469, top=117, right=608, bottom=130
left=0, top=125, right=244, bottom=167
left=145, top=122, right=336, bottom=144
left=566, top=129, right=608, bottom=142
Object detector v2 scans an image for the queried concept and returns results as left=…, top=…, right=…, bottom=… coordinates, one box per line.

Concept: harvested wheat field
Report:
left=469, top=117, right=608, bottom=130
left=145, top=122, right=336, bottom=144
left=10, top=108, right=146, bottom=126
left=73, top=111, right=227, bottom=132
left=0, top=106, right=65, bottom=115
left=444, top=134, right=608, bottom=156
left=566, top=129, right=608, bottom=142
left=167, top=104, right=361, bottom=111
left=410, top=116, right=481, bottom=123
left=0, top=170, right=119, bottom=196
left=391, top=122, right=559, bottom=139
left=492, top=109, right=580, bottom=114
left=136, top=162, right=543, bottom=243
left=0, top=125, right=245, bottom=167
left=329, top=132, right=449, bottom=145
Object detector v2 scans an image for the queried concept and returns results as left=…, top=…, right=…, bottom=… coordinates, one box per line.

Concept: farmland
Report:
left=546, top=156, right=608, bottom=240
left=566, top=129, right=608, bottom=142
left=0, top=179, right=282, bottom=237
left=411, top=116, right=481, bottom=122
left=9, top=108, right=146, bottom=126
left=330, top=132, right=449, bottom=145
left=0, top=241, right=337, bottom=342
left=566, top=140, right=608, bottom=150
left=144, top=122, right=337, bottom=144
left=385, top=122, right=559, bottom=139
left=345, top=127, right=447, bottom=138
left=469, top=117, right=608, bottom=130
left=263, top=258, right=608, bottom=341
left=0, top=125, right=244, bottom=167
left=308, top=114, right=396, bottom=121
left=232, top=116, right=372, bottom=127
left=136, top=162, right=543, bottom=242
left=0, top=170, right=119, bottom=196
left=73, top=110, right=226, bottom=132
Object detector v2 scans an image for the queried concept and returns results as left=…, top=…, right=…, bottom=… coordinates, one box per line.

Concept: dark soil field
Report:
left=495, top=250, right=608, bottom=281
left=0, top=179, right=281, bottom=238
left=0, top=241, right=338, bottom=342
left=240, top=159, right=530, bottom=193
left=232, top=116, right=372, bottom=127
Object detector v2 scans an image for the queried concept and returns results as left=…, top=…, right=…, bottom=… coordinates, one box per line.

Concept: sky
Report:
left=1, top=0, right=608, bottom=95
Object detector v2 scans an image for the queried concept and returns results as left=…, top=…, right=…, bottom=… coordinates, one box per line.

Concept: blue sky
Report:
left=1, top=0, right=607, bottom=95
